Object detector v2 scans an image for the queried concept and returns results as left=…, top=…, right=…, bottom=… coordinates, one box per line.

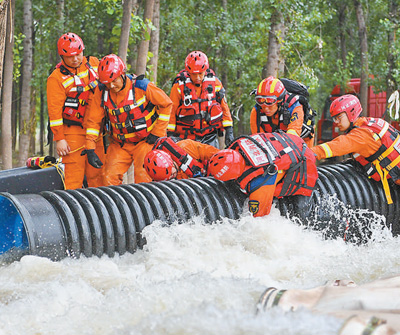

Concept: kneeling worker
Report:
left=311, top=94, right=400, bottom=204
left=207, top=132, right=318, bottom=217
left=144, top=137, right=219, bottom=181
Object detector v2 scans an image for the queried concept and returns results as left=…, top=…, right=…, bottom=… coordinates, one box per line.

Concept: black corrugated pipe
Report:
left=1, top=163, right=400, bottom=262
left=279, top=162, right=400, bottom=243
left=0, top=178, right=246, bottom=262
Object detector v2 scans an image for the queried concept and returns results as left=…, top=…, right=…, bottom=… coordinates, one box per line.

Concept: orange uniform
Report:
left=47, top=56, right=105, bottom=189
left=311, top=117, right=381, bottom=161
left=312, top=117, right=400, bottom=204
left=250, top=102, right=314, bottom=148
left=168, top=72, right=232, bottom=146
left=85, top=76, right=172, bottom=185
left=230, top=133, right=317, bottom=217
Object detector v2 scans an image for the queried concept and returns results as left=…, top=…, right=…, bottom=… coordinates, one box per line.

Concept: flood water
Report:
left=0, top=205, right=399, bottom=335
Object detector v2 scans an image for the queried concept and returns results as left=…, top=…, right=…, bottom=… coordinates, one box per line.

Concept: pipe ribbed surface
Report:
left=1, top=163, right=400, bottom=261
left=0, top=177, right=246, bottom=261
left=279, top=162, right=400, bottom=242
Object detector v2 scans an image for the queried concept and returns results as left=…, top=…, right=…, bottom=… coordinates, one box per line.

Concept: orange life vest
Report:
left=230, top=132, right=318, bottom=197
left=58, top=57, right=99, bottom=126
left=353, top=117, right=400, bottom=183
left=101, top=75, right=158, bottom=145
left=174, top=69, right=224, bottom=139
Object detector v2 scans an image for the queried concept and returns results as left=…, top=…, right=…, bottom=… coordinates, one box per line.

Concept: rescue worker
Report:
left=84, top=54, right=172, bottom=185
left=47, top=32, right=105, bottom=189
left=207, top=132, right=318, bottom=217
left=250, top=76, right=314, bottom=148
left=311, top=94, right=400, bottom=204
left=144, top=137, right=219, bottom=181
left=168, top=51, right=234, bottom=149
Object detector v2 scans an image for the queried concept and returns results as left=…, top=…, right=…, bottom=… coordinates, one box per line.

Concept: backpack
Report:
left=279, top=78, right=316, bottom=139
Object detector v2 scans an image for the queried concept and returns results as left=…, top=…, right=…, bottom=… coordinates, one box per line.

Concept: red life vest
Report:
left=174, top=69, right=224, bottom=139
left=353, top=117, right=400, bottom=182
left=101, top=75, right=158, bottom=145
left=57, top=56, right=99, bottom=126
left=153, top=137, right=205, bottom=177
left=230, top=132, right=318, bottom=197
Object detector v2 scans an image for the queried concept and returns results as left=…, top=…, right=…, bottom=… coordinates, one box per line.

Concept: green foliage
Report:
left=8, top=0, right=400, bottom=139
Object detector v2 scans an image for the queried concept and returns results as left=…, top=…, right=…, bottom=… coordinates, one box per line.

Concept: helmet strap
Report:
left=121, top=74, right=127, bottom=91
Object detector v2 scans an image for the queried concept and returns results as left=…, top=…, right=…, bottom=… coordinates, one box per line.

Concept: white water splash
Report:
left=0, top=206, right=399, bottom=335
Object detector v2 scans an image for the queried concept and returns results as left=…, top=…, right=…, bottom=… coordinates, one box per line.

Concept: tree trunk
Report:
left=263, top=8, right=286, bottom=78
left=0, top=0, right=10, bottom=93
left=119, top=0, right=133, bottom=63
left=18, top=0, right=34, bottom=167
left=56, top=0, right=64, bottom=32
left=40, top=84, right=44, bottom=155
left=135, top=0, right=155, bottom=75
left=354, top=0, right=368, bottom=115
left=148, top=0, right=160, bottom=83
left=386, top=0, right=398, bottom=100
left=1, top=0, right=13, bottom=170
left=338, top=2, right=347, bottom=95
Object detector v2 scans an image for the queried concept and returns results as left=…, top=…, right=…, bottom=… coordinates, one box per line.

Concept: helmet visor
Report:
left=255, top=95, right=278, bottom=106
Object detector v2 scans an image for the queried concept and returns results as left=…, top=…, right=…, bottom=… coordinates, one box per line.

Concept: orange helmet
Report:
left=185, top=51, right=209, bottom=74
left=207, top=149, right=246, bottom=181
left=57, top=33, right=85, bottom=56
left=255, top=76, right=286, bottom=106
left=144, top=150, right=176, bottom=181
left=330, top=94, right=362, bottom=123
left=98, top=54, right=126, bottom=84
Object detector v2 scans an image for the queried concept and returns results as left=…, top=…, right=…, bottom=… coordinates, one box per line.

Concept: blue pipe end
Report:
left=0, top=194, right=29, bottom=255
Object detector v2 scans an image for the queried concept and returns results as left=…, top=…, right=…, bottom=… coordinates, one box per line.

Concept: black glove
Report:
left=81, top=149, right=103, bottom=169
left=167, top=131, right=178, bottom=137
left=146, top=133, right=159, bottom=144
left=224, top=126, right=234, bottom=147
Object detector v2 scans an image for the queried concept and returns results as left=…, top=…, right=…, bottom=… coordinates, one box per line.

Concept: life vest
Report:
left=230, top=132, right=318, bottom=197
left=153, top=137, right=205, bottom=177
left=352, top=117, right=400, bottom=204
left=57, top=56, right=99, bottom=126
left=174, top=69, right=224, bottom=139
left=255, top=93, right=314, bottom=139
left=101, top=74, right=158, bottom=145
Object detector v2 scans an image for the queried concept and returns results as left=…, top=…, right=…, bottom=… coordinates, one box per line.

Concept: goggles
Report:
left=255, top=95, right=278, bottom=106
left=332, top=113, right=346, bottom=123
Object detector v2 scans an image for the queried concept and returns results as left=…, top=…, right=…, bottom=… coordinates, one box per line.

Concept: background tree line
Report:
left=0, top=0, right=399, bottom=170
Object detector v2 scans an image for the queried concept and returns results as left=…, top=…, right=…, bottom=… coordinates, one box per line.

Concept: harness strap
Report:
left=273, top=132, right=308, bottom=196
left=155, top=137, right=204, bottom=177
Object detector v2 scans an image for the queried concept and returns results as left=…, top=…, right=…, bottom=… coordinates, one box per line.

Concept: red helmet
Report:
left=185, top=51, right=209, bottom=74
left=57, top=33, right=85, bottom=56
left=255, top=76, right=286, bottom=106
left=207, top=149, right=246, bottom=181
left=330, top=94, right=362, bottom=123
left=144, top=150, right=176, bottom=181
left=98, top=54, right=126, bottom=84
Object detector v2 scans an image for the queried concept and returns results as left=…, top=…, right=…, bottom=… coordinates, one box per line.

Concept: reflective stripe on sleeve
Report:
left=222, top=120, right=233, bottom=127
left=167, top=124, right=176, bottom=131
left=320, top=143, right=333, bottom=158
left=158, top=113, right=170, bottom=122
left=86, top=128, right=100, bottom=136
left=50, top=118, right=63, bottom=127
left=286, top=129, right=298, bottom=136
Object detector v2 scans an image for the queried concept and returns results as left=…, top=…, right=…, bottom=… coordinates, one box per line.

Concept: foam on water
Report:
left=0, top=206, right=399, bottom=335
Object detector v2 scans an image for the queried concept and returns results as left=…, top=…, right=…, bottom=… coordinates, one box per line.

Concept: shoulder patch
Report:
left=248, top=200, right=260, bottom=215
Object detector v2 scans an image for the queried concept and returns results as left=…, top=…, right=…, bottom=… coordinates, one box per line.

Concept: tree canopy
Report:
left=1, top=0, right=400, bottom=168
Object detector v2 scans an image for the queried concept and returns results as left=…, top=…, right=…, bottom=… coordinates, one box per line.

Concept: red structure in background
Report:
left=317, top=78, right=399, bottom=144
